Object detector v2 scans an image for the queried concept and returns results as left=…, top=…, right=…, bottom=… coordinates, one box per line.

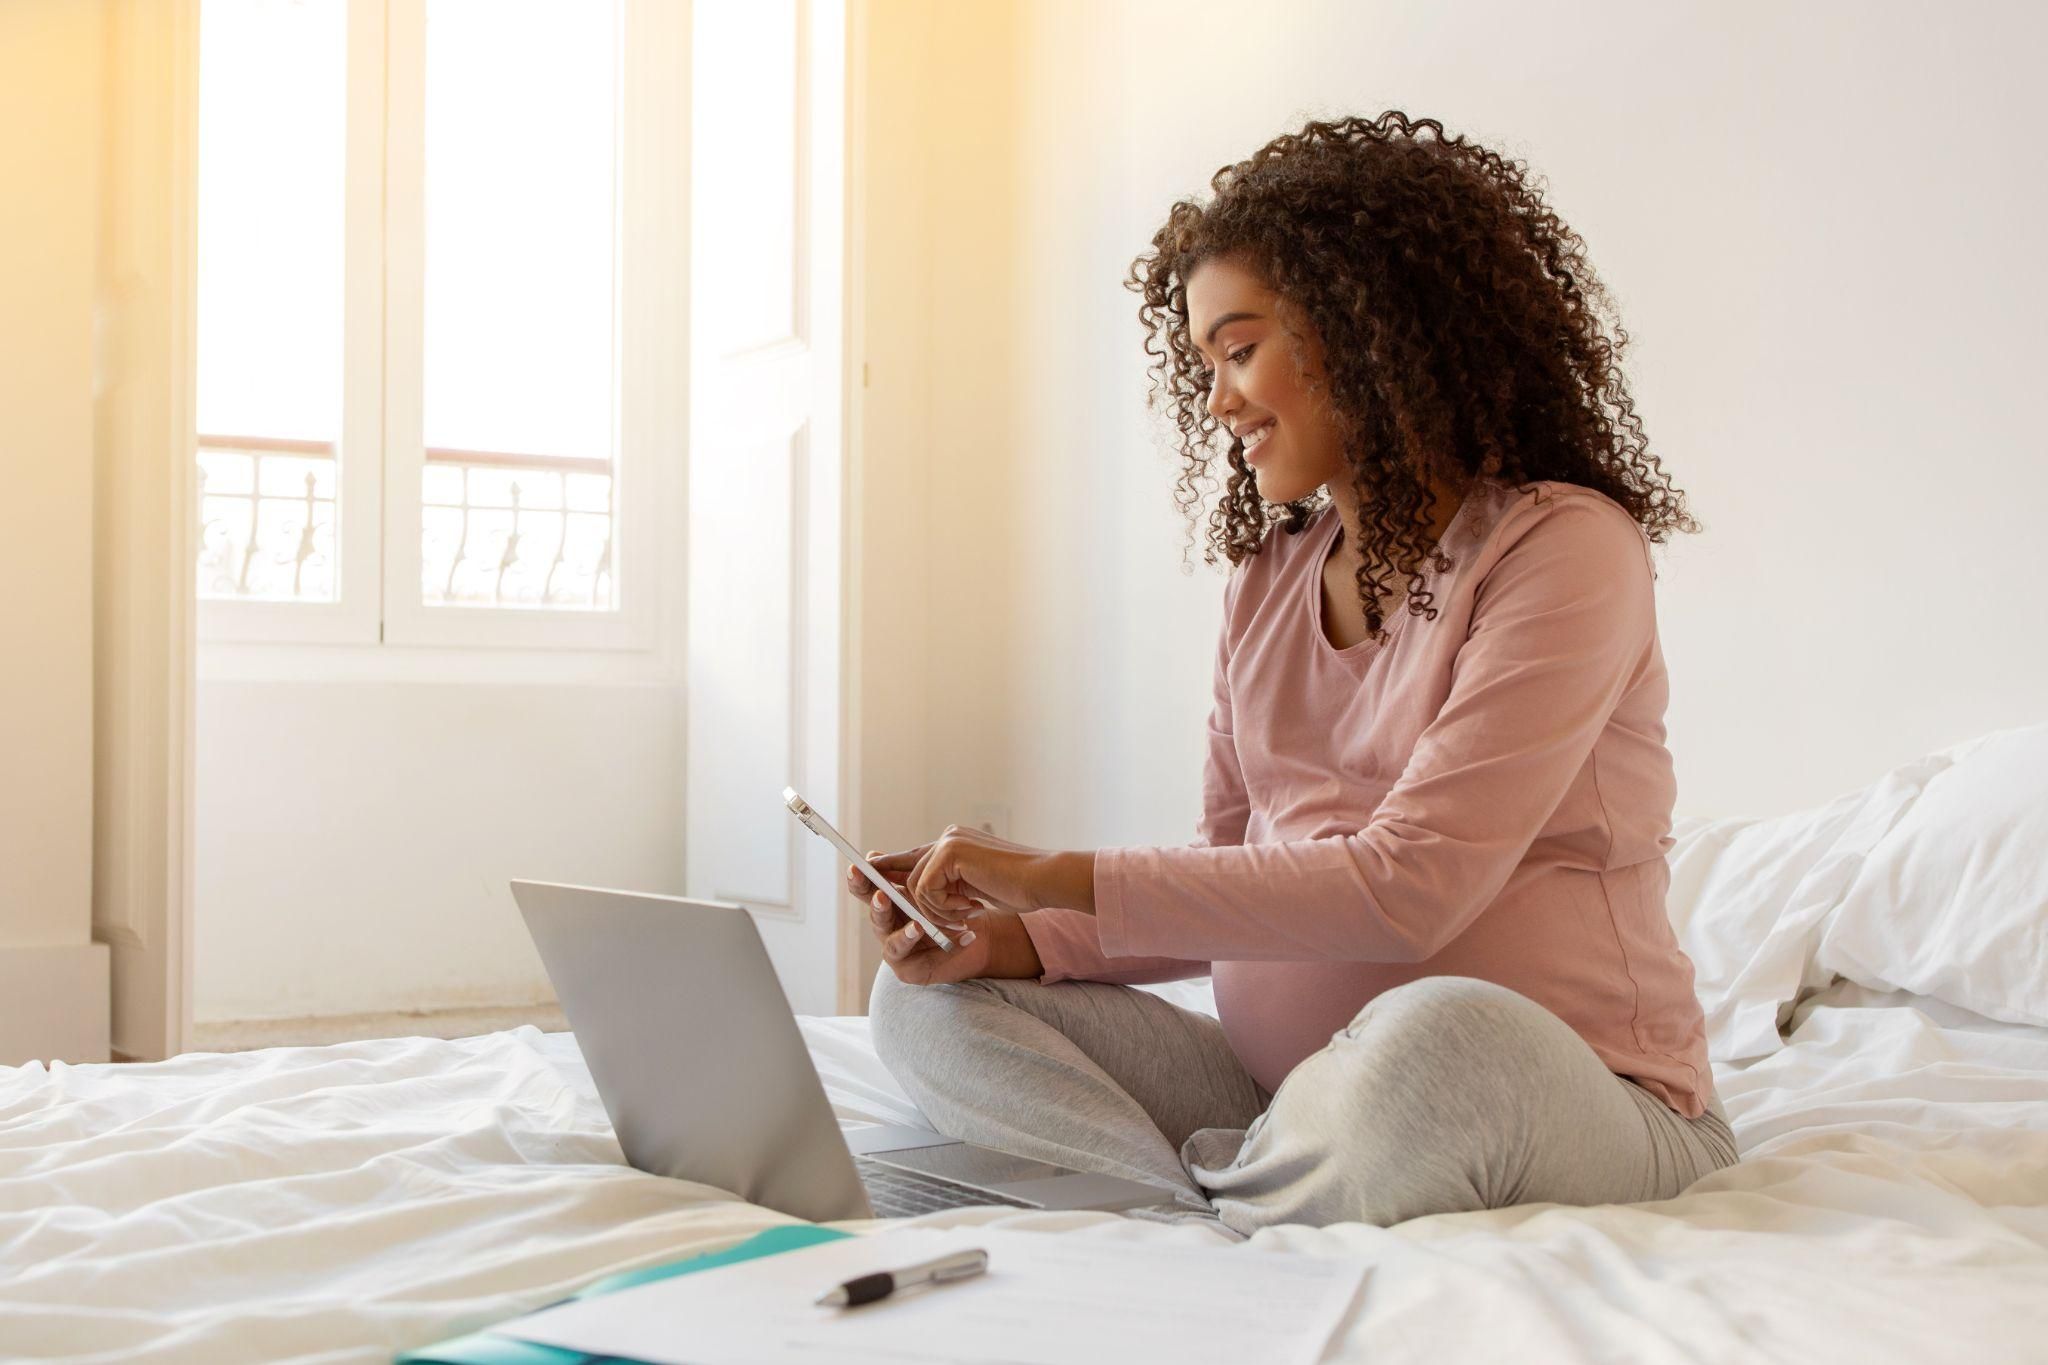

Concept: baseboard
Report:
left=190, top=1001, right=568, bottom=1054
left=0, top=942, right=112, bottom=1065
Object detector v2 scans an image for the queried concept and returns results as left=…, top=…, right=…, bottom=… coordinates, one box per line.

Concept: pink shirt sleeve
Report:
left=1092, top=502, right=1656, bottom=964
left=1019, top=569, right=1254, bottom=985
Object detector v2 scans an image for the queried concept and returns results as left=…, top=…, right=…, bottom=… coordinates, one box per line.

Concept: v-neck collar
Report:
left=1305, top=494, right=1477, bottom=658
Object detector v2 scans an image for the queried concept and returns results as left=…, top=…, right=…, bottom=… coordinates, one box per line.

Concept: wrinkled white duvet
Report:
left=5, top=979, right=2047, bottom=1364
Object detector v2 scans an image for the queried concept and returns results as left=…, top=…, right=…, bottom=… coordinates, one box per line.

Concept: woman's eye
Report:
left=1227, top=346, right=1254, bottom=366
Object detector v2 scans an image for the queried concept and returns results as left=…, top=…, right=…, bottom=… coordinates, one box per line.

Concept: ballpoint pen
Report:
left=814, top=1248, right=990, bottom=1308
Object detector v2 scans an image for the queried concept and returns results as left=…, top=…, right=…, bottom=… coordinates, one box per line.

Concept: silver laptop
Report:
left=510, top=879, right=1171, bottom=1222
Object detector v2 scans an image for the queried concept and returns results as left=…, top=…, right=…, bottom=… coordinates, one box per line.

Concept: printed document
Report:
left=502, top=1224, right=1368, bottom=1365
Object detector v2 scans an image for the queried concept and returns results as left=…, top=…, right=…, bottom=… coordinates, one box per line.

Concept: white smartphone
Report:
left=782, top=786, right=960, bottom=952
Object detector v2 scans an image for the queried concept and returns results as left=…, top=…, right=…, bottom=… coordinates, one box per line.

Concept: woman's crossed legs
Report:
left=867, top=969, right=1736, bottom=1236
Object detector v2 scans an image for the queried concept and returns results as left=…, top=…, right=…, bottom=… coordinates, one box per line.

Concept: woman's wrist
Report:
left=1031, top=850, right=1097, bottom=916
left=982, top=912, right=1045, bottom=979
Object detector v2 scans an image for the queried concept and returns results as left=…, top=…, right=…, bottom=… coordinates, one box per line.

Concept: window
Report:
left=196, top=0, right=682, bottom=651
left=418, top=0, right=617, bottom=613
left=196, top=0, right=346, bottom=606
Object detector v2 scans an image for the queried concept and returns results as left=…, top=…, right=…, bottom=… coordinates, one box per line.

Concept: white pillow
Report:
left=1813, top=723, right=2048, bottom=1028
left=1666, top=751, right=1942, bottom=1062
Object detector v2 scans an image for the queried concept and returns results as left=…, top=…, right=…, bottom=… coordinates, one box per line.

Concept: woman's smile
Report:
left=1240, top=419, right=1277, bottom=461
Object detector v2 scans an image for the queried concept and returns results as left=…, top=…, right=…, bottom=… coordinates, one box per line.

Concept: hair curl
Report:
left=1127, top=111, right=1700, bottom=643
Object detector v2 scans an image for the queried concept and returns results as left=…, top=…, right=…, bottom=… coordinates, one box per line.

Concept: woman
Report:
left=854, top=111, right=1736, bottom=1235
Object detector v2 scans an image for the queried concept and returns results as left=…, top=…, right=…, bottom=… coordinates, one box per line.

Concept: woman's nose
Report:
left=1206, top=372, right=1237, bottom=426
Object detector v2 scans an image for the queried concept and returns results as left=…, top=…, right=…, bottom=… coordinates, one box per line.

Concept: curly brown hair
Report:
left=1127, top=110, right=1700, bottom=643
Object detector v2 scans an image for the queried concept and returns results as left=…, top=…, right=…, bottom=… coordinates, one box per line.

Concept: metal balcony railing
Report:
left=197, top=435, right=615, bottom=610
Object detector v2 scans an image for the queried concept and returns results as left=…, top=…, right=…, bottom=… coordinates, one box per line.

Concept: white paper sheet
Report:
left=500, top=1225, right=1368, bottom=1365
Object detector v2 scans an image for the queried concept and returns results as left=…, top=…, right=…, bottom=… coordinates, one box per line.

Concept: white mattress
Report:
left=5, top=977, right=2046, bottom=1364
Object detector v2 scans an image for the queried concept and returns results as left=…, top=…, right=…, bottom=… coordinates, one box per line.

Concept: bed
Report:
left=7, top=725, right=2047, bottom=1363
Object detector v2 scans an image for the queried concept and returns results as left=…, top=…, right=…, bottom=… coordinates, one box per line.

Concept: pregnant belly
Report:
left=1212, top=959, right=1433, bottom=1097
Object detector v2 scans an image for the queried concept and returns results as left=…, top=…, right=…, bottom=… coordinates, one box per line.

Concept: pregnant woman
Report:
left=856, top=111, right=1737, bottom=1235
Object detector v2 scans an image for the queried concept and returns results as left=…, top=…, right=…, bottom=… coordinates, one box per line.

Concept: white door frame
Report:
left=95, top=0, right=200, bottom=1061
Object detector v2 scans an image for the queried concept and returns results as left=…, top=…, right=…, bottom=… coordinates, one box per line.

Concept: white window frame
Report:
left=197, top=0, right=683, bottom=667
left=196, top=0, right=384, bottom=648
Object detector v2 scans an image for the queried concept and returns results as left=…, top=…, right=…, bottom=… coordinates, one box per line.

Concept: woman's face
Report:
left=1185, top=254, right=1347, bottom=506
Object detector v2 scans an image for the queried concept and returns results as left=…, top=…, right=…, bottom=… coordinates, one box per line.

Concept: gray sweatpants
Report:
left=868, top=968, right=1738, bottom=1237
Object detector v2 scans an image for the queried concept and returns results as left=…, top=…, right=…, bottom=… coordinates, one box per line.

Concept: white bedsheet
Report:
left=5, top=983, right=2046, bottom=1364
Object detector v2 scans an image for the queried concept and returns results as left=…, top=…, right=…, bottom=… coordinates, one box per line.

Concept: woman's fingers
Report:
left=906, top=841, right=966, bottom=921
left=863, top=877, right=917, bottom=951
left=922, top=880, right=987, bottom=927
left=848, top=852, right=906, bottom=897
left=869, top=888, right=971, bottom=942
left=882, top=914, right=928, bottom=963
left=867, top=893, right=902, bottom=936
left=866, top=843, right=931, bottom=875
left=861, top=842, right=966, bottom=930
left=859, top=831, right=1026, bottom=916
left=868, top=884, right=976, bottom=961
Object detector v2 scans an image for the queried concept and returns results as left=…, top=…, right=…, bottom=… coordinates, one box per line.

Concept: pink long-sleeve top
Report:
left=1020, top=479, right=1713, bottom=1118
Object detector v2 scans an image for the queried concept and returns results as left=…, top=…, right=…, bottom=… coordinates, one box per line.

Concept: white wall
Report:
left=847, top=0, right=1021, bottom=1002
left=0, top=0, right=112, bottom=1063
left=867, top=0, right=2048, bottom=926
left=850, top=0, right=935, bottom=892
left=195, top=680, right=681, bottom=1021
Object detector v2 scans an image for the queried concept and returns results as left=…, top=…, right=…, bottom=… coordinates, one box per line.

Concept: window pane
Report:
left=420, top=464, right=613, bottom=609
left=693, top=0, right=798, bottom=351
left=197, top=443, right=338, bottom=602
left=195, top=0, right=347, bottom=603
left=422, top=0, right=619, bottom=611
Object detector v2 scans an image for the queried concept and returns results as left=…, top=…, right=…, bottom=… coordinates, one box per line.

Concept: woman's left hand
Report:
left=884, top=826, right=1095, bottom=922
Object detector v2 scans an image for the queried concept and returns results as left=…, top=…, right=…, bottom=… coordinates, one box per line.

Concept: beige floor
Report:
left=190, top=1003, right=569, bottom=1054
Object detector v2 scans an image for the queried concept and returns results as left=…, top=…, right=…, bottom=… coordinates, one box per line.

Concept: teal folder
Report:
left=395, top=1224, right=855, bottom=1365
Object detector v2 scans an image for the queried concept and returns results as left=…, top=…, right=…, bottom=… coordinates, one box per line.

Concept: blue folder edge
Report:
left=395, top=1224, right=855, bottom=1365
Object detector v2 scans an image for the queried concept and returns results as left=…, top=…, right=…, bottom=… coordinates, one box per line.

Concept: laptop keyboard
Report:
left=855, top=1156, right=1037, bottom=1217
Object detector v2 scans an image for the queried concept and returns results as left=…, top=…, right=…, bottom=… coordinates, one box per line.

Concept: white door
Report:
left=684, top=0, right=850, bottom=1016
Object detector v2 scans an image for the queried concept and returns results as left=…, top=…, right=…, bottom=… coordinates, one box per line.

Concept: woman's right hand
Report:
left=848, top=853, right=1043, bottom=986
